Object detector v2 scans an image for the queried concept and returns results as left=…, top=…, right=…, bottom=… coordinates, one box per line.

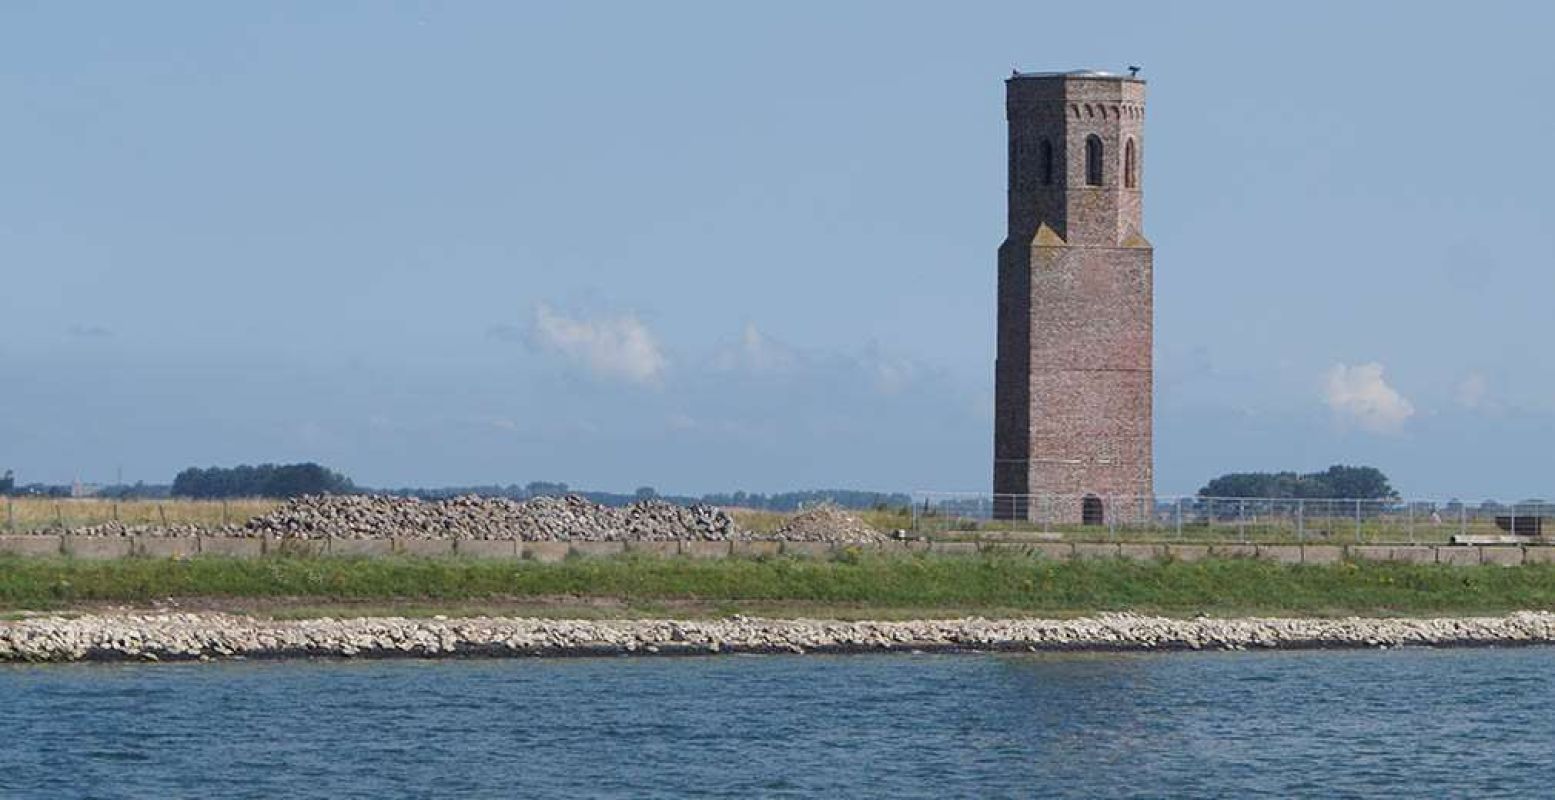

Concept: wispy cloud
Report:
left=531, top=304, right=667, bottom=386
left=712, top=322, right=798, bottom=375
left=1454, top=372, right=1491, bottom=410
left=67, top=323, right=113, bottom=338
left=1322, top=362, right=1414, bottom=434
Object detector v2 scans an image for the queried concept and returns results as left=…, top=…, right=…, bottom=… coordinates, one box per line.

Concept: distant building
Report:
left=994, top=70, right=1153, bottom=522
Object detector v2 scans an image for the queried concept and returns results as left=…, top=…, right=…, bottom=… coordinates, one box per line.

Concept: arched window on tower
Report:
left=1085, top=135, right=1103, bottom=186
left=1124, top=138, right=1137, bottom=189
left=1039, top=138, right=1054, bottom=186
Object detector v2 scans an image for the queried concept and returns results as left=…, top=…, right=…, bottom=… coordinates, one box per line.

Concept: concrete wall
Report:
left=0, top=536, right=1549, bottom=566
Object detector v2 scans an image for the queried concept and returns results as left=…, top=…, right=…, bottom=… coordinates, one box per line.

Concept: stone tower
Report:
left=993, top=70, right=1152, bottom=522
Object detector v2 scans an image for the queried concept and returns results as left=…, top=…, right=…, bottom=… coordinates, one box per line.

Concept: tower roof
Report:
left=1009, top=69, right=1143, bottom=83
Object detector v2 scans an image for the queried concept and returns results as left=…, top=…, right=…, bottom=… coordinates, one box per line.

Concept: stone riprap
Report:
left=6, top=611, right=1555, bottom=663
left=243, top=495, right=745, bottom=542
left=23, top=495, right=887, bottom=545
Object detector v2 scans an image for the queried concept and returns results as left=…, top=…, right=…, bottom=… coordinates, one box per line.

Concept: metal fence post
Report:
left=1297, top=499, right=1305, bottom=543
left=1238, top=499, right=1246, bottom=543
left=1175, top=497, right=1183, bottom=539
left=1459, top=504, right=1467, bottom=538
left=1407, top=501, right=1415, bottom=545
left=1354, top=499, right=1362, bottom=542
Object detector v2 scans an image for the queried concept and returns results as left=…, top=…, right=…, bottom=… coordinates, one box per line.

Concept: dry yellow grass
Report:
left=726, top=506, right=912, bottom=536
left=1, top=497, right=280, bottom=532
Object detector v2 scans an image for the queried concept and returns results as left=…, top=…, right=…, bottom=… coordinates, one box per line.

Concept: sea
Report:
left=3, top=647, right=1553, bottom=798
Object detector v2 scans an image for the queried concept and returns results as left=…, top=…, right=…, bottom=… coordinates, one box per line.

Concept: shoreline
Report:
left=7, top=611, right=1555, bottom=663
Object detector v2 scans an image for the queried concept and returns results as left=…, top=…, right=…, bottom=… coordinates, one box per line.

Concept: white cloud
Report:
left=713, top=322, right=798, bottom=375
left=868, top=352, right=918, bottom=396
left=1454, top=372, right=1490, bottom=410
left=532, top=304, right=667, bottom=385
left=1322, top=362, right=1414, bottom=434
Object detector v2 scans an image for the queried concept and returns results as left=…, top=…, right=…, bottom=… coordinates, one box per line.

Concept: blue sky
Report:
left=3, top=2, right=1553, bottom=498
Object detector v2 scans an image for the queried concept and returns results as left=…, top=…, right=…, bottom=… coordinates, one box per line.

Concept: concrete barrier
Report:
left=197, top=537, right=264, bottom=559
left=396, top=539, right=455, bottom=558
left=1298, top=545, right=1342, bottom=565
left=1030, top=542, right=1077, bottom=560
left=1479, top=546, right=1524, bottom=567
left=1162, top=544, right=1210, bottom=562
left=1210, top=544, right=1259, bottom=560
left=1436, top=547, right=1480, bottom=566
left=1257, top=545, right=1303, bottom=565
left=981, top=542, right=1063, bottom=559
left=1117, top=543, right=1165, bottom=561
left=137, top=538, right=198, bottom=559
left=267, top=537, right=327, bottom=558
left=1072, top=542, right=1120, bottom=560
left=331, top=539, right=395, bottom=558
left=731, top=541, right=782, bottom=558
left=455, top=540, right=518, bottom=559
left=1524, top=546, right=1555, bottom=564
left=0, top=535, right=62, bottom=556
left=520, top=542, right=570, bottom=563
left=1348, top=545, right=1391, bottom=563
left=1384, top=546, right=1436, bottom=565
left=624, top=541, right=679, bottom=558
left=62, top=537, right=133, bottom=560
left=679, top=541, right=731, bottom=559
left=781, top=542, right=834, bottom=559
left=2, top=533, right=1542, bottom=568
left=568, top=542, right=625, bottom=559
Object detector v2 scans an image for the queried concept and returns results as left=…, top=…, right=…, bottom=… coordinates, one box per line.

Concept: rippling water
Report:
left=4, top=647, right=1555, bottom=798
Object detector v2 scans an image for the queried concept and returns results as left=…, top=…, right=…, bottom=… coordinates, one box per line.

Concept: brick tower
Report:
left=993, top=70, right=1152, bottom=522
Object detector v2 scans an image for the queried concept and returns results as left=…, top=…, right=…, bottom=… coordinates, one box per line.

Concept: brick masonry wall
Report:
left=996, top=74, right=1153, bottom=522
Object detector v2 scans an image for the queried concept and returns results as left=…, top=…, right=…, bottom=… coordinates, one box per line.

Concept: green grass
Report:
left=6, top=552, right=1555, bottom=618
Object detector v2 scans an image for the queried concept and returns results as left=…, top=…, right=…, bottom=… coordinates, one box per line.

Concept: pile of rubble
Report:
left=13, top=611, right=1555, bottom=662
left=771, top=504, right=885, bottom=545
left=18, top=495, right=892, bottom=544
left=25, top=521, right=240, bottom=538
left=241, top=494, right=742, bottom=541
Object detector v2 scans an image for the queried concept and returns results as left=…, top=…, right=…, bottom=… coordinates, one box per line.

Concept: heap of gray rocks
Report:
left=771, top=503, right=884, bottom=543
left=22, top=495, right=890, bottom=544
left=32, top=522, right=240, bottom=538
left=7, top=611, right=1555, bottom=662
left=242, top=494, right=743, bottom=542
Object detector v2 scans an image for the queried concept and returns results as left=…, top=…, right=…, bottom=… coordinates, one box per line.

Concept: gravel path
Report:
left=6, top=612, right=1555, bottom=662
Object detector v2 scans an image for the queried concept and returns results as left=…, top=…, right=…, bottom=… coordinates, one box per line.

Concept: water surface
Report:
left=3, top=647, right=1553, bottom=798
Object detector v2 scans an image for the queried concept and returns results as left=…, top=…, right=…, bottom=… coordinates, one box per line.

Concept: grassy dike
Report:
left=7, top=552, right=1555, bottom=619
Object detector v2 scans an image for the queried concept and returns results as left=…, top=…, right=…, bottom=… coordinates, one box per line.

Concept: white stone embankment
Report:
left=6, top=612, right=1555, bottom=663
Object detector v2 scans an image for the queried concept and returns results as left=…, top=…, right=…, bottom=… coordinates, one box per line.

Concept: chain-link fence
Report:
left=911, top=492, right=1554, bottom=544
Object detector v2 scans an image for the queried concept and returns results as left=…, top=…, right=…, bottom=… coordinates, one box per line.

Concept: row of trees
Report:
left=171, top=463, right=357, bottom=499
left=383, top=481, right=909, bottom=510
left=1197, top=465, right=1395, bottom=500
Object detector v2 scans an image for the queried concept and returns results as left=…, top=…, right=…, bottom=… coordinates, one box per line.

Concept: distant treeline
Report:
left=382, top=482, right=911, bottom=511
left=0, top=462, right=909, bottom=510
left=1197, top=465, right=1395, bottom=500
left=172, top=463, right=357, bottom=499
